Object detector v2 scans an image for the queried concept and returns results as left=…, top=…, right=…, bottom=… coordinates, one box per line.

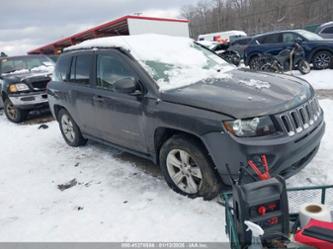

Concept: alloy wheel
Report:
left=61, top=114, right=75, bottom=143
left=166, top=149, right=203, bottom=194
left=5, top=101, right=17, bottom=120
left=314, top=53, right=331, bottom=69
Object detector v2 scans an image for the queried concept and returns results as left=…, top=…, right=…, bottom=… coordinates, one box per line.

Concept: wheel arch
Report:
left=53, top=104, right=67, bottom=121
left=310, top=48, right=333, bottom=62
left=246, top=53, right=261, bottom=66
left=154, top=127, right=214, bottom=168
left=1, top=91, right=7, bottom=102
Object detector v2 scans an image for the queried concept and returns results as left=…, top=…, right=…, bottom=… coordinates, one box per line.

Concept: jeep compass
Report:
left=47, top=34, right=325, bottom=199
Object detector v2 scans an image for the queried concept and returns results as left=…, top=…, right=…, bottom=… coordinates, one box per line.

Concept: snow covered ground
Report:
left=294, top=69, right=333, bottom=90
left=0, top=112, right=226, bottom=242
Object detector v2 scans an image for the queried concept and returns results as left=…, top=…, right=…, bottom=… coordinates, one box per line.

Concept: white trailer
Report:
left=127, top=17, right=190, bottom=37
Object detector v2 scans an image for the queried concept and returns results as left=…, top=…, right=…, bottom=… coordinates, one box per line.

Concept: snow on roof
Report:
left=66, top=34, right=234, bottom=91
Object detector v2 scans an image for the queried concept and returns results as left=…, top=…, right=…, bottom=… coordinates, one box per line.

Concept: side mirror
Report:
left=113, top=77, right=139, bottom=94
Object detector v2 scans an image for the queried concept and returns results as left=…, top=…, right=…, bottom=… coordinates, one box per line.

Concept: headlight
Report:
left=8, top=83, right=29, bottom=93
left=224, top=116, right=276, bottom=137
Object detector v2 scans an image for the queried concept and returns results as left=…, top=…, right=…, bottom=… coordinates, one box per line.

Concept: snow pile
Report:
left=2, top=64, right=54, bottom=76
left=238, top=79, right=271, bottom=89
left=67, top=34, right=235, bottom=91
left=31, top=65, right=54, bottom=73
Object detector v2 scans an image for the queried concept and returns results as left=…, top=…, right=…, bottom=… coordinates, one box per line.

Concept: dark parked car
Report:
left=316, top=22, right=333, bottom=39
left=48, top=35, right=325, bottom=200
left=0, top=55, right=54, bottom=122
left=228, top=37, right=252, bottom=59
left=244, top=29, right=333, bottom=70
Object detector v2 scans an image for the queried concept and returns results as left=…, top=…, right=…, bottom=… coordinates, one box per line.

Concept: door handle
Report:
left=93, top=95, right=105, bottom=103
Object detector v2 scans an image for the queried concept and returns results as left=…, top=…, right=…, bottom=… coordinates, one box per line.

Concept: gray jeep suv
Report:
left=47, top=34, right=325, bottom=199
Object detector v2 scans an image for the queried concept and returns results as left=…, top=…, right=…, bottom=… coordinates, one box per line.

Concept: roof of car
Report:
left=319, top=21, right=333, bottom=28
left=252, top=29, right=302, bottom=39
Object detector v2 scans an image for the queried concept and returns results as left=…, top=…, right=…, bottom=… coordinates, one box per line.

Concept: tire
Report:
left=248, top=56, right=261, bottom=70
left=159, top=135, right=221, bottom=200
left=4, top=98, right=28, bottom=123
left=312, top=51, right=332, bottom=70
left=58, top=109, right=87, bottom=147
left=298, top=60, right=311, bottom=75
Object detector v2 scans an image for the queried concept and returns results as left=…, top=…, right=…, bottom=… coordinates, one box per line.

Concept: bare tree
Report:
left=180, top=0, right=333, bottom=38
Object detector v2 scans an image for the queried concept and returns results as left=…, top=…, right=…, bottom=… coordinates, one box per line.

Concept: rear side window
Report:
left=54, top=55, right=71, bottom=81
left=96, top=53, right=136, bottom=90
left=69, top=54, right=92, bottom=84
left=322, top=27, right=333, bottom=34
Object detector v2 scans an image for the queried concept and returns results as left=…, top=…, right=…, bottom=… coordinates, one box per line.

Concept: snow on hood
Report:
left=66, top=34, right=235, bottom=91
left=2, top=64, right=54, bottom=76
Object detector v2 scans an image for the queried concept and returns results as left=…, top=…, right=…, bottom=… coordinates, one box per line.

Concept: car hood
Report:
left=2, top=71, right=51, bottom=83
left=160, top=69, right=314, bottom=119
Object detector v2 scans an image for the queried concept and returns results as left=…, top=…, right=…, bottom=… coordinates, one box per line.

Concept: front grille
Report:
left=31, top=80, right=49, bottom=90
left=276, top=98, right=321, bottom=136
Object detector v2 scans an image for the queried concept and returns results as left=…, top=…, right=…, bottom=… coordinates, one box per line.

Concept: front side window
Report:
left=69, top=54, right=92, bottom=84
left=282, top=33, right=303, bottom=43
left=96, top=53, right=136, bottom=90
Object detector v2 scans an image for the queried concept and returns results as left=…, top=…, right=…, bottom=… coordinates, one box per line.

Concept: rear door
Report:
left=91, top=50, right=147, bottom=153
left=66, top=53, right=96, bottom=135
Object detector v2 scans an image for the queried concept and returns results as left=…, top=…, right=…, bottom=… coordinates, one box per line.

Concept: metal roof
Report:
left=28, top=15, right=190, bottom=55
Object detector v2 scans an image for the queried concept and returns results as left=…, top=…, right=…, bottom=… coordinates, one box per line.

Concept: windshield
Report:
left=142, top=43, right=233, bottom=89
left=296, top=30, right=323, bottom=41
left=0, top=56, right=55, bottom=75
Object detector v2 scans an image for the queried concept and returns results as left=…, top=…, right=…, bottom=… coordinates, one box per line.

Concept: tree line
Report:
left=181, top=0, right=333, bottom=38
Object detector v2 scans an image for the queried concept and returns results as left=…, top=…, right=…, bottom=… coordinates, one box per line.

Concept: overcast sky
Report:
left=0, top=0, right=197, bottom=56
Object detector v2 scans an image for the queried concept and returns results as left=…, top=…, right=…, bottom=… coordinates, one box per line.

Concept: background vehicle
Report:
left=244, top=29, right=333, bottom=70
left=48, top=34, right=324, bottom=200
left=198, top=30, right=247, bottom=44
left=258, top=42, right=311, bottom=74
left=197, top=40, right=241, bottom=66
left=228, top=37, right=252, bottom=59
left=316, top=21, right=333, bottom=39
left=47, top=55, right=59, bottom=63
left=0, top=55, right=54, bottom=122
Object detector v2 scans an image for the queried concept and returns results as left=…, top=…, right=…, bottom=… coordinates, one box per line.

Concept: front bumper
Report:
left=9, top=91, right=48, bottom=109
left=203, top=116, right=325, bottom=185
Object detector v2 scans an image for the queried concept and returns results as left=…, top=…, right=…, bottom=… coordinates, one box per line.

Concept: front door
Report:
left=92, top=50, right=147, bottom=153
